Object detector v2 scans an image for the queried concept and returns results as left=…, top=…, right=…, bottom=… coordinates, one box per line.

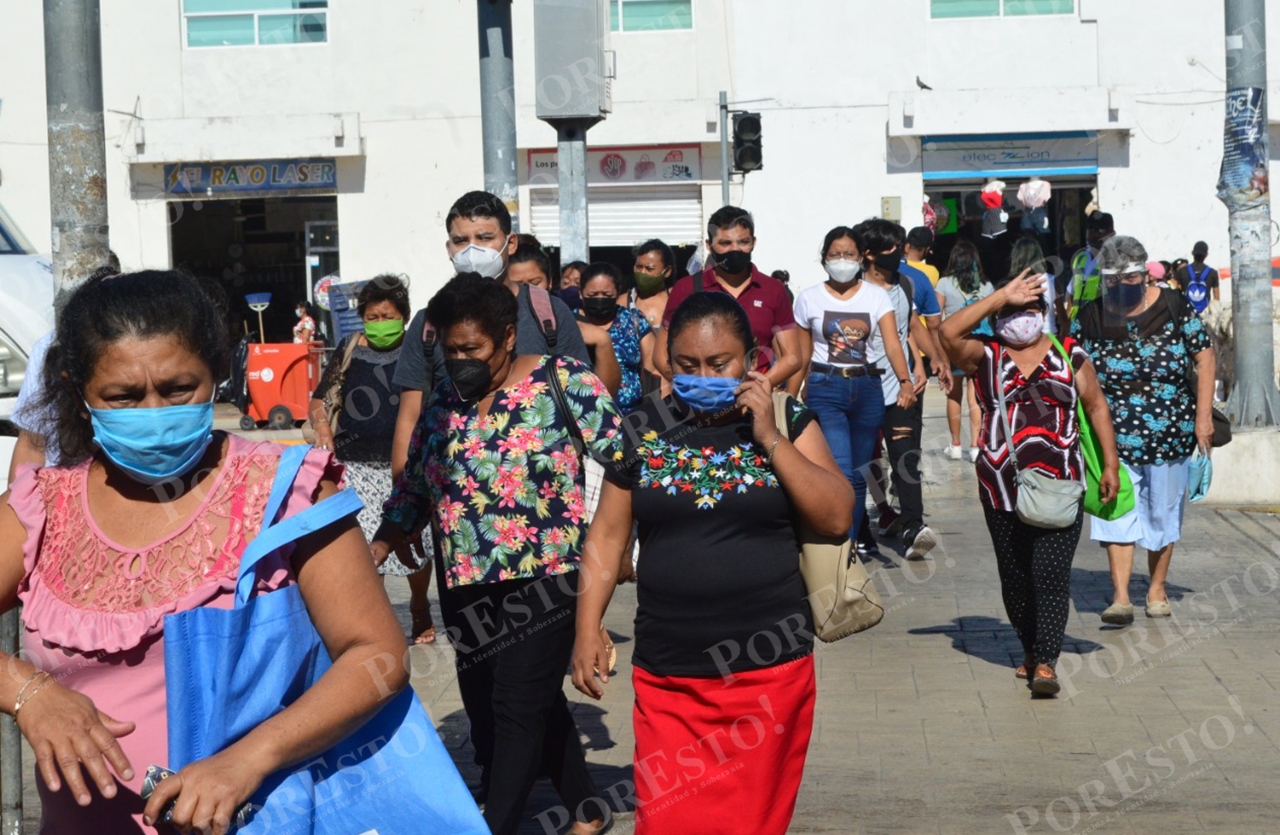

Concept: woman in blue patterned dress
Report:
left=577, top=262, right=659, bottom=412
left=1071, top=236, right=1216, bottom=625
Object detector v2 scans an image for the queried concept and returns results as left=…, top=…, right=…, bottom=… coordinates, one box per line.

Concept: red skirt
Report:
left=632, top=655, right=816, bottom=835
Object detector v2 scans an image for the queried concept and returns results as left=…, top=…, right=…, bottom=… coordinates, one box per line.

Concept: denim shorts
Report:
left=1089, top=457, right=1191, bottom=551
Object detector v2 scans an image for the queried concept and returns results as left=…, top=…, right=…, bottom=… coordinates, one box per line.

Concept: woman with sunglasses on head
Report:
left=941, top=269, right=1121, bottom=696
left=1070, top=236, right=1216, bottom=626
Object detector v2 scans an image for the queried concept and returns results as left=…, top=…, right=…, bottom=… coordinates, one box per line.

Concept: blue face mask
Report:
left=672, top=374, right=741, bottom=414
left=87, top=399, right=215, bottom=485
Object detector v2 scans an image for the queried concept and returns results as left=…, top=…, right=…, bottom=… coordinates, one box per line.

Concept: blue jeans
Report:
left=805, top=372, right=886, bottom=541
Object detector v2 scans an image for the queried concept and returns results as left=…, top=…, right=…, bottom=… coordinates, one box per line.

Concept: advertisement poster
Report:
left=527, top=145, right=702, bottom=187
left=1217, top=86, right=1269, bottom=211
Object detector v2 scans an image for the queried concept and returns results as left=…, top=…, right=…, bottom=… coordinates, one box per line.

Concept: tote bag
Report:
left=1046, top=336, right=1135, bottom=521
left=163, top=445, right=488, bottom=835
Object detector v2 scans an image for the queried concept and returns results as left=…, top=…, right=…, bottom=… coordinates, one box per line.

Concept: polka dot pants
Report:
left=983, top=507, right=1083, bottom=668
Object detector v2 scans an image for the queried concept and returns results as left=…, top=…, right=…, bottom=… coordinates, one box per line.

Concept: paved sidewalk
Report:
left=13, top=396, right=1280, bottom=833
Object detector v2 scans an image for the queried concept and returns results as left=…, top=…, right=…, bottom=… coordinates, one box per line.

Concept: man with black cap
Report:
left=904, top=226, right=941, bottom=287
left=1176, top=241, right=1220, bottom=314
left=1057, top=210, right=1115, bottom=332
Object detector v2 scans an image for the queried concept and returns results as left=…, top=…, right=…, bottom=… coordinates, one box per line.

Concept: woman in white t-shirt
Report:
left=936, top=241, right=993, bottom=462
left=795, top=226, right=915, bottom=541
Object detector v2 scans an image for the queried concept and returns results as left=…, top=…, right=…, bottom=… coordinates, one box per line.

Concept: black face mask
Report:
left=557, top=286, right=581, bottom=310
left=581, top=297, right=618, bottom=322
left=870, top=251, right=901, bottom=281
left=446, top=357, right=493, bottom=401
left=1106, top=282, right=1146, bottom=309
left=716, top=250, right=752, bottom=275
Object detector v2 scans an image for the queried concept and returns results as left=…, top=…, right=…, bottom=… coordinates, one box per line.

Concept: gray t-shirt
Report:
left=392, top=283, right=590, bottom=393
left=936, top=276, right=994, bottom=319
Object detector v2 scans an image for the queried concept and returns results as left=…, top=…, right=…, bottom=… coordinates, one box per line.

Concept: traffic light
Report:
left=732, top=111, right=763, bottom=172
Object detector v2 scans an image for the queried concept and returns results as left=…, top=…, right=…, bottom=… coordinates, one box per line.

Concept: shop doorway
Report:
left=169, top=196, right=339, bottom=344
left=924, top=179, right=1096, bottom=283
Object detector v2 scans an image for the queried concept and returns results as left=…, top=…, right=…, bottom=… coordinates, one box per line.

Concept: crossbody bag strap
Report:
left=993, top=346, right=1022, bottom=473
left=545, top=357, right=587, bottom=457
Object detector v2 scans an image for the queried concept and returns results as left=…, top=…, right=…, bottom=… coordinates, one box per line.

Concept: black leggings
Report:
left=983, top=507, right=1083, bottom=668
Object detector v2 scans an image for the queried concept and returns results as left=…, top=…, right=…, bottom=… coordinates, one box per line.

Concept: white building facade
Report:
left=0, top=0, right=1269, bottom=331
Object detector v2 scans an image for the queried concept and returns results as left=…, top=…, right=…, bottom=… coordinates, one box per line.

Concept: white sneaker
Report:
left=969, top=447, right=980, bottom=463
left=944, top=444, right=963, bottom=461
left=905, top=525, right=939, bottom=560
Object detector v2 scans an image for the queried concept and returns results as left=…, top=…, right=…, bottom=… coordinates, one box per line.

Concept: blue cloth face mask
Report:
left=87, top=399, right=216, bottom=485
left=672, top=374, right=741, bottom=413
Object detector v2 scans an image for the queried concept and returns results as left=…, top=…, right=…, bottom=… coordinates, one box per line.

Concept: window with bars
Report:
left=930, top=0, right=1074, bottom=19
left=183, top=0, right=328, bottom=47
left=609, top=0, right=693, bottom=32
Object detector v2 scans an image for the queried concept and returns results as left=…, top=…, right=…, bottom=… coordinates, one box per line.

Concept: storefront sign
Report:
left=527, top=145, right=702, bottom=186
left=1217, top=87, right=1269, bottom=212
left=921, top=132, right=1098, bottom=181
left=164, top=158, right=338, bottom=194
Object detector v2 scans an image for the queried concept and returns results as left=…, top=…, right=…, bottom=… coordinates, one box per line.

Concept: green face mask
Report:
left=364, top=318, right=405, bottom=349
left=633, top=271, right=667, bottom=296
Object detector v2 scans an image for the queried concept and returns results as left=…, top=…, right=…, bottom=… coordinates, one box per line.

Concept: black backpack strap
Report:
left=421, top=317, right=438, bottom=394
left=694, top=271, right=704, bottom=294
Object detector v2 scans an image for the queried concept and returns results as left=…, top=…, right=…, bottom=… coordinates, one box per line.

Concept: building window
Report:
left=930, top=0, right=1073, bottom=18
left=183, top=0, right=328, bottom=48
left=609, top=0, right=693, bottom=32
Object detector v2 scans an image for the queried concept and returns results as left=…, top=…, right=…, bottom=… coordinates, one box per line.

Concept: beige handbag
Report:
left=303, top=335, right=360, bottom=444
left=773, top=391, right=885, bottom=642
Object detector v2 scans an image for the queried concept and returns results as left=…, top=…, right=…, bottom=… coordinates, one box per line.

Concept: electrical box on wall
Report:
left=881, top=197, right=902, bottom=222
left=533, top=0, right=613, bottom=120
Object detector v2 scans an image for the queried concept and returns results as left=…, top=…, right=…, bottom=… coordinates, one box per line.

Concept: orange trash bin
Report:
left=244, top=342, right=323, bottom=429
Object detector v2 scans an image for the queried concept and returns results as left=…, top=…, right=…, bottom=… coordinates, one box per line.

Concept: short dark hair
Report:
left=557, top=260, right=589, bottom=290
left=851, top=217, right=903, bottom=257
left=771, top=269, right=790, bottom=285
left=426, top=272, right=517, bottom=348
left=667, top=291, right=756, bottom=358
left=509, top=241, right=553, bottom=282
left=39, top=270, right=230, bottom=464
left=1086, top=211, right=1115, bottom=232
left=820, top=226, right=859, bottom=261
left=707, top=206, right=755, bottom=240
left=580, top=262, right=622, bottom=295
left=446, top=190, right=512, bottom=235
left=357, top=274, right=411, bottom=320
left=906, top=226, right=934, bottom=250
left=1192, top=241, right=1209, bottom=258
left=633, top=239, right=675, bottom=271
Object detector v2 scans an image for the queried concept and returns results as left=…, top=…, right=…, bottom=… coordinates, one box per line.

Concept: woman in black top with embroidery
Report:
left=570, top=293, right=853, bottom=835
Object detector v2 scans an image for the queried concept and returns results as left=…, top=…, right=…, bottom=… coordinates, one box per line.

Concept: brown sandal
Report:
left=1030, top=665, right=1060, bottom=697
left=1015, top=655, right=1034, bottom=680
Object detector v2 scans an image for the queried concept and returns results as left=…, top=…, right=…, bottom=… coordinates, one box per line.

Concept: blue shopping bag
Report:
left=163, top=445, right=487, bottom=835
left=1188, top=449, right=1213, bottom=504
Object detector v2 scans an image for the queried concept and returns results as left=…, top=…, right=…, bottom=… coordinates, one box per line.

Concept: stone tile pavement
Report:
left=11, top=397, right=1279, bottom=834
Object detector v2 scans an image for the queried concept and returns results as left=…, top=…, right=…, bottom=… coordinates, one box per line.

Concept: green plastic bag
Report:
left=1048, top=336, right=1135, bottom=520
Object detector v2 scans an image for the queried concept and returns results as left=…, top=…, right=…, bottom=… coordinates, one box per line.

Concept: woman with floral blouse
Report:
left=1071, top=235, right=1216, bottom=626
left=374, top=273, right=620, bottom=835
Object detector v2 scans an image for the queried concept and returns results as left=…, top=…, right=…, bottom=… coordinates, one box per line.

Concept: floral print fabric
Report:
left=1071, top=292, right=1211, bottom=467
left=634, top=435, right=780, bottom=510
left=383, top=355, right=622, bottom=588
left=607, top=307, right=653, bottom=412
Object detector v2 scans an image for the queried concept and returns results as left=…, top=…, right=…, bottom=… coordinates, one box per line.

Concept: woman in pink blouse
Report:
left=0, top=271, right=410, bottom=835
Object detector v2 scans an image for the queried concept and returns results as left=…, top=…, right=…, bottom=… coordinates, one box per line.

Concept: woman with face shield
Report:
left=941, top=270, right=1121, bottom=696
left=1070, top=236, right=1217, bottom=626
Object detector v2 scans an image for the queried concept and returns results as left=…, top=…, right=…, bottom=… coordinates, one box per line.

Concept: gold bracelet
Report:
left=12, top=671, right=52, bottom=719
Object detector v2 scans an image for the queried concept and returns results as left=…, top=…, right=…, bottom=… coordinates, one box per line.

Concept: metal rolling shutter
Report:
left=529, top=184, right=703, bottom=248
